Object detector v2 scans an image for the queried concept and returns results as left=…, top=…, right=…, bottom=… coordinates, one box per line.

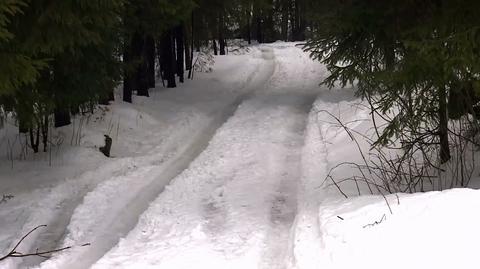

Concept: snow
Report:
left=316, top=189, right=480, bottom=269
left=0, top=46, right=270, bottom=269
left=0, top=42, right=479, bottom=269
left=291, top=70, right=480, bottom=269
left=90, top=43, right=324, bottom=269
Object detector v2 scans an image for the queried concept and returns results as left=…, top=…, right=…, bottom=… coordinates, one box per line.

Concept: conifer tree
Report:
left=0, top=1, right=45, bottom=96
left=305, top=0, right=480, bottom=164
left=2, top=0, right=123, bottom=151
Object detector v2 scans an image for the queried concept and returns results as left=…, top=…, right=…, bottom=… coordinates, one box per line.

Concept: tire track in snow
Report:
left=35, top=106, right=235, bottom=269
left=256, top=45, right=319, bottom=269
left=32, top=47, right=277, bottom=269
left=259, top=97, right=313, bottom=269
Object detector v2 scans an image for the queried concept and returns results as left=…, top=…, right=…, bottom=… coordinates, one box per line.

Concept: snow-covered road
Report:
left=1, top=43, right=328, bottom=269
left=3, top=41, right=477, bottom=269
left=31, top=47, right=280, bottom=269
left=85, top=44, right=323, bottom=269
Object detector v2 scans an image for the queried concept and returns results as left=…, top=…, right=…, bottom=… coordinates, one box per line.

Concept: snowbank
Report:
left=293, top=87, right=480, bottom=269
left=318, top=188, right=480, bottom=269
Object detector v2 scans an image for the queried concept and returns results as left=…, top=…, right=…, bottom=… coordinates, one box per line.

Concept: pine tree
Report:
left=2, top=0, right=123, bottom=151
left=305, top=0, right=480, bottom=164
left=0, top=1, right=45, bottom=96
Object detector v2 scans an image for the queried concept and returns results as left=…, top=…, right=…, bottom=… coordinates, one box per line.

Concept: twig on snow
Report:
left=0, top=225, right=90, bottom=262
left=362, top=214, right=386, bottom=229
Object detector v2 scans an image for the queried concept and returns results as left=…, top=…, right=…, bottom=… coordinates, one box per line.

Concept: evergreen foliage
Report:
left=0, top=0, right=310, bottom=153
left=305, top=0, right=480, bottom=164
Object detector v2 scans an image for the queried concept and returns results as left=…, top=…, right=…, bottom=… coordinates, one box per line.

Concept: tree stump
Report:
left=99, top=135, right=112, bottom=157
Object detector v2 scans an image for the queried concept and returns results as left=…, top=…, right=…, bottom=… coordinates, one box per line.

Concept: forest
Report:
left=0, top=0, right=312, bottom=154
left=1, top=0, right=479, bottom=167
left=1, top=0, right=480, bottom=268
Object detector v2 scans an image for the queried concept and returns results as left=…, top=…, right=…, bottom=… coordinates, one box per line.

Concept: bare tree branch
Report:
left=0, top=225, right=90, bottom=262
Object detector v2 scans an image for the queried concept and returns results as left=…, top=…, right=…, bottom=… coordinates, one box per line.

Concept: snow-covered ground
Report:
left=1, top=42, right=479, bottom=269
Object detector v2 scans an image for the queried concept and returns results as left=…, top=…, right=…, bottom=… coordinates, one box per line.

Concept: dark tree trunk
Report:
left=161, top=29, right=176, bottom=88
left=42, top=115, right=48, bottom=152
left=292, top=0, right=306, bottom=41
left=383, top=35, right=395, bottom=70
left=132, top=31, right=149, bottom=97
left=264, top=7, right=275, bottom=42
left=155, top=40, right=166, bottom=87
left=19, top=118, right=28, bottom=133
left=291, top=0, right=297, bottom=41
left=189, top=12, right=195, bottom=79
left=281, top=0, right=289, bottom=41
left=146, top=35, right=156, bottom=89
left=219, top=13, right=226, bottom=55
left=439, top=86, right=451, bottom=164
left=252, top=3, right=262, bottom=43
left=212, top=39, right=218, bottom=55
left=246, top=6, right=252, bottom=44
left=29, top=127, right=40, bottom=153
left=54, top=107, right=71, bottom=128
left=108, top=90, right=115, bottom=102
left=184, top=23, right=192, bottom=72
left=255, top=16, right=263, bottom=43
left=193, top=12, right=202, bottom=53
left=175, top=24, right=185, bottom=83
left=123, top=40, right=133, bottom=103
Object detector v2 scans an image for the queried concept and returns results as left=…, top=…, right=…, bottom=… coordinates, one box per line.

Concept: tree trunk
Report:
left=246, top=5, right=252, bottom=44
left=263, top=1, right=275, bottom=42
left=133, top=31, right=149, bottom=97
left=175, top=24, right=185, bottom=83
left=439, top=86, right=451, bottom=164
left=184, top=22, right=192, bottom=72
left=256, top=18, right=263, bottom=43
left=29, top=126, right=40, bottom=153
left=281, top=0, right=289, bottom=41
left=146, top=35, right=156, bottom=89
left=212, top=39, right=218, bottom=55
left=252, top=3, right=262, bottom=43
left=189, top=12, right=195, bottom=79
left=298, top=0, right=307, bottom=40
left=123, top=40, right=133, bottom=103
left=54, top=107, right=71, bottom=128
left=161, top=29, right=176, bottom=88
left=384, top=36, right=395, bottom=70
left=42, top=115, right=48, bottom=152
left=18, top=117, right=28, bottom=133
left=219, top=13, right=226, bottom=55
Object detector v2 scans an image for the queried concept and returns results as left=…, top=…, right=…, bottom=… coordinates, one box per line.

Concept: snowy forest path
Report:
left=29, top=46, right=278, bottom=269
left=88, top=43, right=322, bottom=269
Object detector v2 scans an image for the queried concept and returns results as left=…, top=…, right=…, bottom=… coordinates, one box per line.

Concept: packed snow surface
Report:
left=0, top=42, right=479, bottom=269
left=90, top=43, right=323, bottom=269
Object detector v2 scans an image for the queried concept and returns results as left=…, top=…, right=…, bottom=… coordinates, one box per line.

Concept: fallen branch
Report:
left=0, top=225, right=90, bottom=262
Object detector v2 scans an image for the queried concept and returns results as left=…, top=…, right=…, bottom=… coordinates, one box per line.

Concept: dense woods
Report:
left=1, top=0, right=480, bottom=174
left=2, top=2, right=480, bottom=266
left=0, top=0, right=312, bottom=153
left=305, top=0, right=480, bottom=178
